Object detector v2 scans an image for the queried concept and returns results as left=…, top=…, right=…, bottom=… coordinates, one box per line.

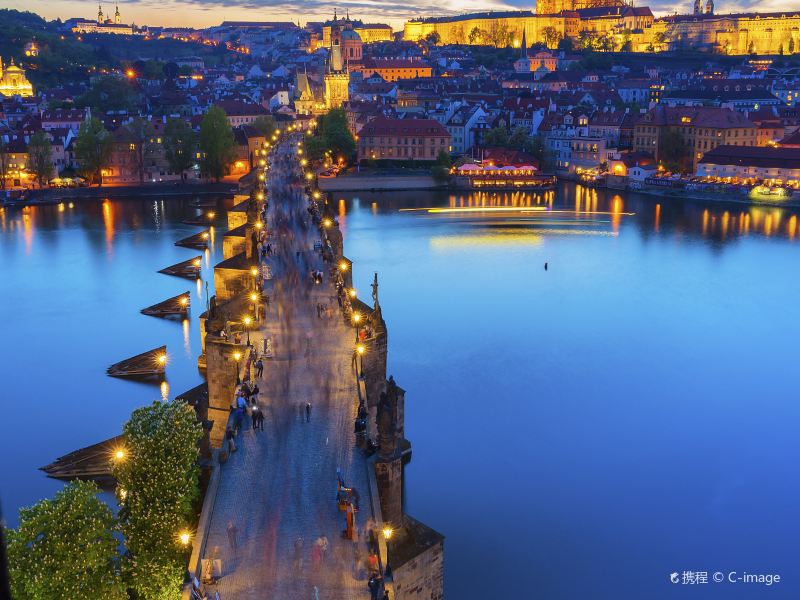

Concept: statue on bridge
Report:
left=371, top=272, right=379, bottom=309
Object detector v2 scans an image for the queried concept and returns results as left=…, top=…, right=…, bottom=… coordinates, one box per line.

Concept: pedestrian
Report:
left=544, top=261, right=548, bottom=270
left=368, top=575, right=381, bottom=600
left=305, top=401, right=311, bottom=422
left=226, top=521, right=237, bottom=551
left=255, top=358, right=264, bottom=378
left=251, top=405, right=259, bottom=431
left=320, top=535, right=329, bottom=562
left=293, top=536, right=304, bottom=572
left=311, top=540, right=322, bottom=570
left=257, top=409, right=265, bottom=431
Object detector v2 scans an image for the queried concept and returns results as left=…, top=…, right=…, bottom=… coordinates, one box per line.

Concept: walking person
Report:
left=251, top=404, right=260, bottom=431
left=305, top=402, right=312, bottom=422
left=227, top=521, right=238, bottom=552
left=255, top=358, right=264, bottom=378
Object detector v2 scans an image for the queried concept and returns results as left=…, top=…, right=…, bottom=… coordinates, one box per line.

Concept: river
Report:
left=1, top=184, right=799, bottom=598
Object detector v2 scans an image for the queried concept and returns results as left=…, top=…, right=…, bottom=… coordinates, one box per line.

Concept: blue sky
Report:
left=5, top=0, right=795, bottom=29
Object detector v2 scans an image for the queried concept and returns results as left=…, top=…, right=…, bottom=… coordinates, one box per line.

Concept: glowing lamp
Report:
left=114, top=449, right=126, bottom=460
left=349, top=289, right=357, bottom=298
left=179, top=531, right=191, bottom=546
left=233, top=352, right=242, bottom=361
left=382, top=526, right=393, bottom=540
left=339, top=261, right=348, bottom=271
left=158, top=354, right=167, bottom=365
left=353, top=313, right=361, bottom=323
left=356, top=344, right=365, bottom=355
left=251, top=267, right=259, bottom=276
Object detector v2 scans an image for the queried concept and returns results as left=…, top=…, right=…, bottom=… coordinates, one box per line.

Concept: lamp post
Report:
left=233, top=351, right=242, bottom=385
left=356, top=343, right=365, bottom=380
left=352, top=312, right=361, bottom=342
left=250, top=291, right=259, bottom=321
left=243, top=315, right=252, bottom=346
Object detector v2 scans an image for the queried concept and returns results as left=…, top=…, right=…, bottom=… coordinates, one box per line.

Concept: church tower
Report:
left=115, top=5, right=121, bottom=24
left=693, top=0, right=701, bottom=14
left=705, top=0, right=714, bottom=14
left=324, top=42, right=349, bottom=110
left=98, top=4, right=104, bottom=23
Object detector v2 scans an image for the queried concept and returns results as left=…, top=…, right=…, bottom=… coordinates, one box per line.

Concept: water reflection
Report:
left=333, top=183, right=800, bottom=244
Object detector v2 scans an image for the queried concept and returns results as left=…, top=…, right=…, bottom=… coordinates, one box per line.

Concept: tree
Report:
left=113, top=400, right=202, bottom=600
left=252, top=115, right=277, bottom=138
left=578, top=30, right=596, bottom=50
left=425, top=31, right=441, bottom=46
left=0, top=139, right=10, bottom=190
left=748, top=41, right=755, bottom=55
left=484, top=126, right=510, bottom=147
left=76, top=76, right=138, bottom=113
left=75, top=117, right=113, bottom=187
left=431, top=149, right=452, bottom=182
left=315, top=108, right=356, bottom=163
left=28, top=131, right=54, bottom=188
left=199, top=106, right=236, bottom=181
left=7, top=480, right=125, bottom=600
left=468, top=27, right=483, bottom=45
left=164, top=118, right=196, bottom=181
left=508, top=126, right=530, bottom=150
left=660, top=129, right=688, bottom=173
left=789, top=38, right=795, bottom=54
left=557, top=37, right=574, bottom=52
left=125, top=117, right=157, bottom=184
left=542, top=26, right=561, bottom=49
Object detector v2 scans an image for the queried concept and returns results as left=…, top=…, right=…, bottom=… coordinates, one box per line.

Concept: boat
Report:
left=748, top=185, right=793, bottom=202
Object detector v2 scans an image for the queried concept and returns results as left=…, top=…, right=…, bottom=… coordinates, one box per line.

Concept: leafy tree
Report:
left=426, top=31, right=441, bottom=46
left=76, top=76, right=138, bottom=113
left=199, top=105, right=236, bottom=181
left=431, top=149, right=452, bottom=182
left=0, top=139, right=8, bottom=189
left=125, top=117, right=157, bottom=184
left=578, top=30, right=596, bottom=50
left=557, top=37, right=574, bottom=52
left=28, top=131, right=54, bottom=188
left=308, top=108, right=356, bottom=163
left=164, top=118, right=196, bottom=181
left=542, top=26, right=561, bottom=49
left=484, top=126, right=510, bottom=147
left=508, top=126, right=530, bottom=150
left=660, top=129, right=688, bottom=173
left=75, top=117, right=113, bottom=186
left=113, top=400, right=202, bottom=600
left=789, top=38, right=795, bottom=54
left=252, top=115, right=277, bottom=138
left=163, top=61, right=179, bottom=79
left=7, top=480, right=125, bottom=600
left=748, top=41, right=755, bottom=55
left=620, top=40, right=633, bottom=52
left=468, top=27, right=484, bottom=45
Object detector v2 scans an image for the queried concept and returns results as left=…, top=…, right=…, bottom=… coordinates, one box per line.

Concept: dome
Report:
left=341, top=29, right=362, bottom=42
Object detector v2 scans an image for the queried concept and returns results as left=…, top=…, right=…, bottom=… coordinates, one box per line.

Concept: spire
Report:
left=98, top=4, right=104, bottom=22
left=333, top=7, right=337, bottom=21
left=705, top=0, right=713, bottom=14
left=346, top=9, right=350, bottom=21
left=521, top=28, right=528, bottom=54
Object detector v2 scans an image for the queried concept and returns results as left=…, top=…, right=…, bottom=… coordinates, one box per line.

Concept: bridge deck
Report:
left=204, top=143, right=372, bottom=600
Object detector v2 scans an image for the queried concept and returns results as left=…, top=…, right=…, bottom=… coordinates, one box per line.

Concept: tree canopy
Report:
left=113, top=400, right=202, bottom=600
left=76, top=76, right=139, bottom=113
left=7, top=480, right=125, bottom=600
left=164, top=117, right=197, bottom=179
left=27, top=130, right=54, bottom=187
left=306, top=108, right=356, bottom=163
left=75, top=117, right=113, bottom=186
left=199, top=106, right=236, bottom=181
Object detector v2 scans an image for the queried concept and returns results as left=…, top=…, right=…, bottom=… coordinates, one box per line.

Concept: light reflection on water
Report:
left=335, top=184, right=800, bottom=600
left=0, top=194, right=230, bottom=527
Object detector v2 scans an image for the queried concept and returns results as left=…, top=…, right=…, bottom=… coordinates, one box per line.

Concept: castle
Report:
left=403, top=0, right=800, bottom=55
left=0, top=57, right=34, bottom=98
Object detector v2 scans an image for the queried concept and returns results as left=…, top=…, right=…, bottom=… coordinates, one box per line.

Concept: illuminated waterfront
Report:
left=1, top=184, right=799, bottom=598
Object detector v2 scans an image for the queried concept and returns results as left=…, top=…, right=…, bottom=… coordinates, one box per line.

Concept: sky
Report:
left=4, top=0, right=797, bottom=30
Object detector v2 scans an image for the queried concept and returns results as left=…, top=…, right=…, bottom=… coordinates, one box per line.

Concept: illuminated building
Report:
left=403, top=3, right=800, bottom=55
left=324, top=41, right=349, bottom=110
left=0, top=57, right=34, bottom=98
left=322, top=10, right=392, bottom=46
left=70, top=5, right=135, bottom=35
left=357, top=116, right=450, bottom=162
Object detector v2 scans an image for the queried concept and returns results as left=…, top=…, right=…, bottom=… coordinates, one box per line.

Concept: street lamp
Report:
left=382, top=525, right=393, bottom=540
left=250, top=291, right=259, bottom=320
left=179, top=531, right=191, bottom=546
left=339, top=260, right=348, bottom=272
left=352, top=312, right=361, bottom=341
left=356, top=343, right=365, bottom=379
left=323, top=218, right=332, bottom=228
left=243, top=315, right=252, bottom=346
left=349, top=288, right=357, bottom=299
left=233, top=351, right=242, bottom=384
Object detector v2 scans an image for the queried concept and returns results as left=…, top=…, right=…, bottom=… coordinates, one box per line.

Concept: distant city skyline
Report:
left=4, top=0, right=798, bottom=30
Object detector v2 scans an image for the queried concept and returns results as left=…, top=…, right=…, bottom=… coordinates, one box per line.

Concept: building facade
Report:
left=0, top=58, right=34, bottom=98
left=358, top=116, right=451, bottom=162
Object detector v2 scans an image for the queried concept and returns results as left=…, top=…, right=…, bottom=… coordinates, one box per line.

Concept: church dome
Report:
left=341, top=29, right=362, bottom=42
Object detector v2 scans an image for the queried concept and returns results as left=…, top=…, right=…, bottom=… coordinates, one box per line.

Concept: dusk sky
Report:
left=4, top=0, right=796, bottom=29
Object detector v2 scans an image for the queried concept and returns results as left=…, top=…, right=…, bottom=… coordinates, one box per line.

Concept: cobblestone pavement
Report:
left=204, top=143, right=372, bottom=600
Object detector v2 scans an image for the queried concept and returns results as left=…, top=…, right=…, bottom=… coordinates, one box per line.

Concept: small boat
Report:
left=141, top=292, right=191, bottom=317
left=159, top=256, right=202, bottom=279
left=749, top=185, right=793, bottom=202
left=107, top=345, right=167, bottom=379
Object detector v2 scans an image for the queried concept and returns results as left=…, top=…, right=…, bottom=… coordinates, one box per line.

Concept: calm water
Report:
left=2, top=186, right=799, bottom=598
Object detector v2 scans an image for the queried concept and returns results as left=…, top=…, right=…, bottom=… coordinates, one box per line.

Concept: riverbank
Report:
left=4, top=182, right=237, bottom=206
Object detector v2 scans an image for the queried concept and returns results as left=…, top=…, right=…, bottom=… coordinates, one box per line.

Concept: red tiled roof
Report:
left=360, top=116, right=449, bottom=137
